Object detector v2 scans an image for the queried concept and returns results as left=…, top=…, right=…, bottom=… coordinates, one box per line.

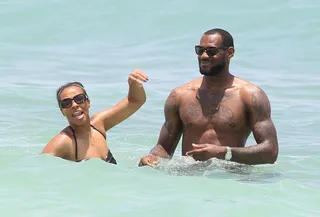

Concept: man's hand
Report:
left=138, top=154, right=159, bottom=168
left=186, top=143, right=227, bottom=161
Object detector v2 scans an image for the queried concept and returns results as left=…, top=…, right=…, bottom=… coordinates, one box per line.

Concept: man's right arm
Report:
left=139, top=88, right=183, bottom=166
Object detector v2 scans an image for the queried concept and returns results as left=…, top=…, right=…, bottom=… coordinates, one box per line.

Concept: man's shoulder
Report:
left=234, top=76, right=263, bottom=94
left=170, top=77, right=202, bottom=96
left=234, top=76, right=270, bottom=107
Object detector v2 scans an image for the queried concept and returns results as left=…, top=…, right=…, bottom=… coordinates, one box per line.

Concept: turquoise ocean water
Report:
left=1, top=0, right=320, bottom=216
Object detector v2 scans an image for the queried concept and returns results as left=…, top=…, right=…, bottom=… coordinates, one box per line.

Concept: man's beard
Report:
left=199, top=60, right=226, bottom=76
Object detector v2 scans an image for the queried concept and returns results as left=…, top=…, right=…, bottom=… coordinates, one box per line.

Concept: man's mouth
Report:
left=200, top=60, right=211, bottom=66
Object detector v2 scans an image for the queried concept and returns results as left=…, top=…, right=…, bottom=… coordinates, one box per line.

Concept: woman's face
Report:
left=58, top=86, right=91, bottom=126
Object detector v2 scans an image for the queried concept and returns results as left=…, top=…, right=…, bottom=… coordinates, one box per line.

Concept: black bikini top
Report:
left=69, top=125, right=117, bottom=164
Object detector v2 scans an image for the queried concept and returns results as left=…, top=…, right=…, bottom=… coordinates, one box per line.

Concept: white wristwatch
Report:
left=224, top=146, right=232, bottom=161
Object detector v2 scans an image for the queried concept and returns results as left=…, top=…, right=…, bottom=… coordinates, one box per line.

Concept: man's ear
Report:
left=227, top=47, right=235, bottom=60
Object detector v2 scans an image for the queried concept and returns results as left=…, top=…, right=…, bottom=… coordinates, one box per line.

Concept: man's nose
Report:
left=200, top=50, right=209, bottom=58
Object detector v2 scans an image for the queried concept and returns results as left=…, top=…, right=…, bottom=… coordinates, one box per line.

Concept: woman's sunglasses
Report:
left=195, top=45, right=228, bottom=57
left=59, top=93, right=88, bottom=109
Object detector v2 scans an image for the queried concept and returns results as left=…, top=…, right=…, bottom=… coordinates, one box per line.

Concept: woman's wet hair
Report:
left=56, top=82, right=89, bottom=106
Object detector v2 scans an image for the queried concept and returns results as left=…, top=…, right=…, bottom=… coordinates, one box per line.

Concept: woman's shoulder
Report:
left=42, top=127, right=74, bottom=160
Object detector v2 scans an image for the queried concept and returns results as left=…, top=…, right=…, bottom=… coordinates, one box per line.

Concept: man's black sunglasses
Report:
left=59, top=93, right=88, bottom=109
left=195, top=45, right=228, bottom=57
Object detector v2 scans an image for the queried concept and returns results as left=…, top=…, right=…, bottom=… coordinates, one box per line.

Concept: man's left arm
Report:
left=230, top=86, right=279, bottom=165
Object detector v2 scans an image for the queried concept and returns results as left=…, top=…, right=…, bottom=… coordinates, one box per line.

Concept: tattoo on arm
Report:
left=250, top=88, right=277, bottom=150
left=151, top=89, right=182, bottom=158
left=251, top=89, right=271, bottom=121
left=231, top=119, right=278, bottom=164
left=253, top=119, right=277, bottom=144
left=164, top=90, right=178, bottom=114
left=230, top=87, right=278, bottom=165
left=163, top=89, right=178, bottom=134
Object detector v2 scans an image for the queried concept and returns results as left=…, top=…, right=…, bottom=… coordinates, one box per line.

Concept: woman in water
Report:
left=42, top=69, right=148, bottom=164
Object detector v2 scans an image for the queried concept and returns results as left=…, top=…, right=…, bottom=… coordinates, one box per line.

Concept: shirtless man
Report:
left=139, top=28, right=278, bottom=167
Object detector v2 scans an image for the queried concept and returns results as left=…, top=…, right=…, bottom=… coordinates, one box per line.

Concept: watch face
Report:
left=226, top=153, right=232, bottom=160
left=225, top=147, right=232, bottom=160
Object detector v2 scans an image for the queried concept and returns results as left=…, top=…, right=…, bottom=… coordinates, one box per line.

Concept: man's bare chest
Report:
left=179, top=91, right=247, bottom=131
